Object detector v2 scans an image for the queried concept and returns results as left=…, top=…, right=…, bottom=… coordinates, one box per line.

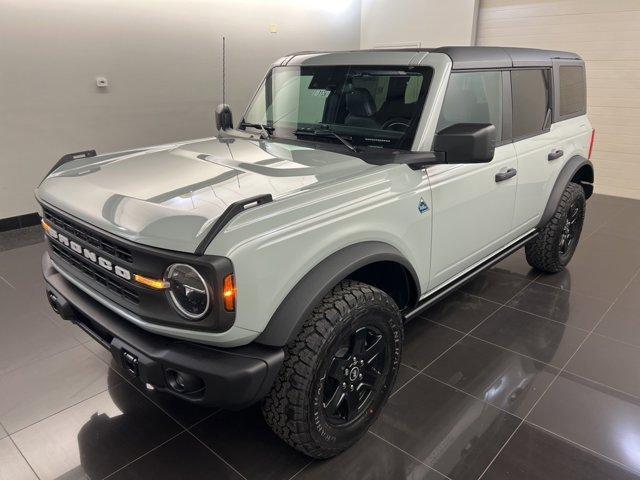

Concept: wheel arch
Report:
left=255, top=241, right=420, bottom=347
left=537, top=155, right=594, bottom=229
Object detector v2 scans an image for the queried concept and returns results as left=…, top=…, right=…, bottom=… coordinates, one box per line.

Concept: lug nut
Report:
left=359, top=373, right=363, bottom=379
left=350, top=385, right=354, bottom=391
left=342, top=382, right=347, bottom=389
left=344, top=369, right=350, bottom=375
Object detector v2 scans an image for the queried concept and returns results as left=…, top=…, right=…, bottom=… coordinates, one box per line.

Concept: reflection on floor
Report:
left=1, top=194, right=640, bottom=479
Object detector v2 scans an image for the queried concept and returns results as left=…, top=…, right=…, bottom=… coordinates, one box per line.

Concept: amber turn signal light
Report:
left=223, top=274, right=236, bottom=311
left=134, top=274, right=169, bottom=290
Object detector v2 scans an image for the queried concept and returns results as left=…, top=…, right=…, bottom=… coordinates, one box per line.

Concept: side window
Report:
left=511, top=69, right=551, bottom=139
left=558, top=65, right=586, bottom=117
left=436, top=71, right=502, bottom=142
left=437, top=71, right=503, bottom=142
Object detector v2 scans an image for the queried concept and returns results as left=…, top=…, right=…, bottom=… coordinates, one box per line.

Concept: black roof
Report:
left=287, top=46, right=583, bottom=70
left=433, top=46, right=582, bottom=69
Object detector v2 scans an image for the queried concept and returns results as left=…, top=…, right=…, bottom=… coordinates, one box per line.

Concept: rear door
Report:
left=510, top=68, right=565, bottom=234
left=428, top=70, right=518, bottom=289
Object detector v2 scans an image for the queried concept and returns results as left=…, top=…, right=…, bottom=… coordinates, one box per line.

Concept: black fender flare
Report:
left=255, top=241, right=420, bottom=347
left=537, top=155, right=594, bottom=229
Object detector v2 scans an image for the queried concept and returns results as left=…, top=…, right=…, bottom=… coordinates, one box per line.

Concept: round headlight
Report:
left=165, top=264, right=210, bottom=320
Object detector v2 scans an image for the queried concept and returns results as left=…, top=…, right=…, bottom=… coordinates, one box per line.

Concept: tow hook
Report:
left=47, top=291, right=61, bottom=314
left=122, top=351, right=139, bottom=377
left=46, top=289, right=75, bottom=320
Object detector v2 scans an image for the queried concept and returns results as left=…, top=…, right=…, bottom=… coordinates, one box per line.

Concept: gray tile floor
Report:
left=1, top=194, right=640, bottom=479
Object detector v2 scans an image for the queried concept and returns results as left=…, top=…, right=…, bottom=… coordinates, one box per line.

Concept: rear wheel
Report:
left=526, top=182, right=586, bottom=273
left=262, top=280, right=403, bottom=458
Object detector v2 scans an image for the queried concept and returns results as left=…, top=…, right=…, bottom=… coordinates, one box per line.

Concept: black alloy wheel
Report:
left=559, top=202, right=581, bottom=260
left=322, top=325, right=389, bottom=426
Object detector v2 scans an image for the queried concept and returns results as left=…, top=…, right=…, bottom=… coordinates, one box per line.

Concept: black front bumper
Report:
left=43, top=253, right=284, bottom=409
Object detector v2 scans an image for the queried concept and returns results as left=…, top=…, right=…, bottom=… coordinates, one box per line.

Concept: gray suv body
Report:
left=37, top=47, right=594, bottom=457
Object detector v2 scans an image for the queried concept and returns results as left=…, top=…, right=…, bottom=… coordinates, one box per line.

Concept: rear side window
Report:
left=511, top=69, right=551, bottom=139
left=558, top=65, right=586, bottom=117
left=437, top=71, right=503, bottom=141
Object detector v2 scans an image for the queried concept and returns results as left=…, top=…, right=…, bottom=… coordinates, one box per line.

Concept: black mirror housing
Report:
left=433, top=123, right=496, bottom=164
left=215, top=104, right=233, bottom=131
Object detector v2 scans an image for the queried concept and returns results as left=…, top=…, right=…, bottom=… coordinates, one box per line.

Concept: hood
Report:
left=37, top=136, right=374, bottom=253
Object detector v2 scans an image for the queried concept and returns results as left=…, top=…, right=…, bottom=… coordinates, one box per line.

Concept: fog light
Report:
left=166, top=369, right=204, bottom=394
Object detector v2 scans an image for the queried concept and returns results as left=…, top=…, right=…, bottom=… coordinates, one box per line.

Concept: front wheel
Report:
left=262, top=280, right=403, bottom=458
left=526, top=181, right=586, bottom=273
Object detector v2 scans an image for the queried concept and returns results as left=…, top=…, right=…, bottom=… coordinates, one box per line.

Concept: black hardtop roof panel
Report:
left=435, top=46, right=511, bottom=69
left=435, top=46, right=582, bottom=69
left=284, top=46, right=583, bottom=70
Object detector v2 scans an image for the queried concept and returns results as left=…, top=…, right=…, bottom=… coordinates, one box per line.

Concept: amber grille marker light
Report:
left=134, top=274, right=169, bottom=290
left=41, top=219, right=53, bottom=234
left=223, top=274, right=236, bottom=311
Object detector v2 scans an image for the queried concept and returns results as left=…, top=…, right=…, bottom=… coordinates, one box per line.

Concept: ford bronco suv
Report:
left=37, top=47, right=594, bottom=458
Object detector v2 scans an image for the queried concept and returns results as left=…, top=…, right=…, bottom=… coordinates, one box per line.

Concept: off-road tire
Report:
left=262, top=280, right=403, bottom=458
left=526, top=181, right=586, bottom=273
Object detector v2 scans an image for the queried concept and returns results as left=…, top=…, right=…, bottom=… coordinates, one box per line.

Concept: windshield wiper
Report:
left=293, top=128, right=359, bottom=153
left=239, top=121, right=274, bottom=139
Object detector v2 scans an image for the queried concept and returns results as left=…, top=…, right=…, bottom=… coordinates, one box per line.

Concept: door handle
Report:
left=495, top=168, right=517, bottom=182
left=548, top=149, right=564, bottom=161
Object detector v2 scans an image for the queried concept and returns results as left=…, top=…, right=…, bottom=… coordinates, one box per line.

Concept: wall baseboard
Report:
left=0, top=213, right=41, bottom=233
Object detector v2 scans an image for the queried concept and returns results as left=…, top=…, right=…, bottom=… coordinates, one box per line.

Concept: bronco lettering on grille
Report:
left=46, top=226, right=132, bottom=280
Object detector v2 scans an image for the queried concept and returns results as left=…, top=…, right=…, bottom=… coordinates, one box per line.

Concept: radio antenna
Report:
left=222, top=35, right=226, bottom=106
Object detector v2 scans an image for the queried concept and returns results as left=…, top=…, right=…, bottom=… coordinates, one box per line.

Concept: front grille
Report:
left=41, top=203, right=236, bottom=332
left=50, top=242, right=139, bottom=304
left=43, top=208, right=133, bottom=263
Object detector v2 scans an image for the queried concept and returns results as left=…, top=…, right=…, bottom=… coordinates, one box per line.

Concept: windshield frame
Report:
left=240, top=64, right=434, bottom=152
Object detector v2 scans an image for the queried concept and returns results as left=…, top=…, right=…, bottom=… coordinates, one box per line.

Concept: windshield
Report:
left=242, top=65, right=433, bottom=150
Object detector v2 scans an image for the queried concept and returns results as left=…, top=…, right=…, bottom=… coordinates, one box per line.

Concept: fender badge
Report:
left=418, top=197, right=429, bottom=214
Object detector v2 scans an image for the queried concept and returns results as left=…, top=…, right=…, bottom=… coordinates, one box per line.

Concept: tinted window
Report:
left=437, top=71, right=503, bottom=141
left=511, top=69, right=550, bottom=139
left=559, top=65, right=586, bottom=117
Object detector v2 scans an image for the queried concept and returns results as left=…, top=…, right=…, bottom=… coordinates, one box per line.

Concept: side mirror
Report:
left=215, top=104, right=233, bottom=131
left=433, top=123, right=496, bottom=164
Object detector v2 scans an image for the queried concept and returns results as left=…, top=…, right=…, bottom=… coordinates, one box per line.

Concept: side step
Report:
left=404, top=230, right=538, bottom=321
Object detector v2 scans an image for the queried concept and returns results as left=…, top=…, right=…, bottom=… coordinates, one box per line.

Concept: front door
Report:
left=428, top=70, right=518, bottom=289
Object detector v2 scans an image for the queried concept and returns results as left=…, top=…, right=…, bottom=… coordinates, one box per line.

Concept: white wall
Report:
left=477, top=0, right=640, bottom=199
left=360, top=0, right=478, bottom=49
left=0, top=0, right=361, bottom=218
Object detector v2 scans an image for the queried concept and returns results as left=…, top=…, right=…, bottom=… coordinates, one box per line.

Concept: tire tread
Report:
left=262, top=280, right=401, bottom=458
left=525, top=182, right=585, bottom=273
